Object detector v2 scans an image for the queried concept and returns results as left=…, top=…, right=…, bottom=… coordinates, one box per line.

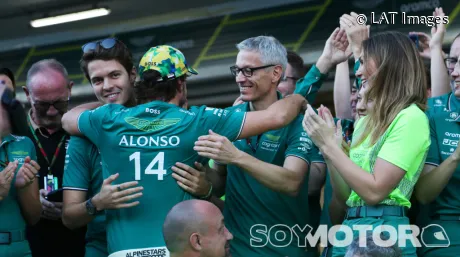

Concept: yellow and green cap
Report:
left=138, top=45, right=198, bottom=81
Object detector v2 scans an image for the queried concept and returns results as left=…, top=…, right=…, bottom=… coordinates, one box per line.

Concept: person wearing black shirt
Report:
left=22, top=59, right=86, bottom=257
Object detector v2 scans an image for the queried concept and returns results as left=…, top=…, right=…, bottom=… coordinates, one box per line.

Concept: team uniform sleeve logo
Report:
left=124, top=117, right=181, bottom=132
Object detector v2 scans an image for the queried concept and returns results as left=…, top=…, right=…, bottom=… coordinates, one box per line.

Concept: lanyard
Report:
left=0, top=144, right=9, bottom=168
left=27, top=116, right=66, bottom=175
left=246, top=135, right=261, bottom=153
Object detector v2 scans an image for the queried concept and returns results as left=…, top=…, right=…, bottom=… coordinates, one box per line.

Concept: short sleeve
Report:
left=198, top=107, right=247, bottom=142
left=63, top=136, right=91, bottom=191
left=77, top=105, right=113, bottom=146
left=377, top=108, right=430, bottom=172
left=285, top=116, right=311, bottom=164
left=294, top=65, right=327, bottom=103
left=425, top=113, right=441, bottom=166
left=309, top=143, right=325, bottom=163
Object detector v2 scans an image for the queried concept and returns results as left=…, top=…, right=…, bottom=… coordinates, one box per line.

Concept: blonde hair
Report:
left=354, top=31, right=427, bottom=146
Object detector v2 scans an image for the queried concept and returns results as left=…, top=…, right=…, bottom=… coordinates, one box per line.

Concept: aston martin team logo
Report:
left=125, top=117, right=181, bottom=132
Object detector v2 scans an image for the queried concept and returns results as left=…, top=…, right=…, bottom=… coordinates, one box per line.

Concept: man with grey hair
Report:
left=23, top=59, right=86, bottom=257
left=163, top=200, right=233, bottom=257
left=344, top=232, right=402, bottom=257
left=191, top=30, right=351, bottom=257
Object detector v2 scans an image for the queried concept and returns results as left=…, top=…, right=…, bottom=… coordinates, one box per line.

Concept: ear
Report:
left=272, top=65, right=283, bottom=83
left=177, top=79, right=185, bottom=93
left=130, top=66, right=137, bottom=83
left=189, top=233, right=202, bottom=251
left=22, top=86, right=29, bottom=97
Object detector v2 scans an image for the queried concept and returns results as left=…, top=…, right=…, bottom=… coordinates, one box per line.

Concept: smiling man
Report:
left=62, top=38, right=141, bottom=257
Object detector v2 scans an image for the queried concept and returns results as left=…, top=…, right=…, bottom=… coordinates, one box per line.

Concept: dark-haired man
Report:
left=62, top=38, right=141, bottom=257
left=278, top=50, right=306, bottom=97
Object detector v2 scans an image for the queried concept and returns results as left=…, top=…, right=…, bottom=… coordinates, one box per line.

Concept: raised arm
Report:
left=334, top=61, right=354, bottom=119
left=237, top=94, right=307, bottom=139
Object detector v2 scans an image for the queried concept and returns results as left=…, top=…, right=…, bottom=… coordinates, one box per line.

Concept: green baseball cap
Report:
left=138, top=45, right=198, bottom=81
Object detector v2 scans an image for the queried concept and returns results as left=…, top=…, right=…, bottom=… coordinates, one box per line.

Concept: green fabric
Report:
left=347, top=104, right=430, bottom=208
left=85, top=238, right=108, bottom=257
left=224, top=98, right=316, bottom=257
left=78, top=101, right=246, bottom=255
left=62, top=136, right=107, bottom=252
left=427, top=93, right=460, bottom=115
left=353, top=60, right=362, bottom=90
left=417, top=219, right=460, bottom=257
left=0, top=134, right=37, bottom=255
left=331, top=216, right=418, bottom=257
left=0, top=241, right=32, bottom=257
left=424, top=95, right=460, bottom=216
left=294, top=65, right=327, bottom=103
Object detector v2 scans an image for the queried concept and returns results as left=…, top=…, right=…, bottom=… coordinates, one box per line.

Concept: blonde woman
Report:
left=303, top=30, right=430, bottom=257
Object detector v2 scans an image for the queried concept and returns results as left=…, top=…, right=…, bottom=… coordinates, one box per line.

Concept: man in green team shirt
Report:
left=0, top=85, right=42, bottom=256
left=193, top=29, right=351, bottom=257
left=414, top=33, right=460, bottom=257
left=62, top=38, right=143, bottom=257
left=61, top=44, right=309, bottom=257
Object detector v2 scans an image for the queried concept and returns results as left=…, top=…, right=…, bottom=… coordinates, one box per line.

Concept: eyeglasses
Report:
left=31, top=99, right=69, bottom=113
left=230, top=64, right=276, bottom=77
left=445, top=57, right=460, bottom=74
left=281, top=76, right=299, bottom=82
left=82, top=38, right=118, bottom=53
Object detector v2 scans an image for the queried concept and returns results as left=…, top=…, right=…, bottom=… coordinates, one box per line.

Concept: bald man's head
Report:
left=163, top=200, right=233, bottom=257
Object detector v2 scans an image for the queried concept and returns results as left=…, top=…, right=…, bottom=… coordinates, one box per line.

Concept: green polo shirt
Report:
left=294, top=64, right=328, bottom=102
left=425, top=93, right=460, bottom=215
left=223, top=97, right=316, bottom=257
left=0, top=134, right=37, bottom=248
left=347, top=104, right=430, bottom=207
left=77, top=101, right=246, bottom=255
left=62, top=136, right=106, bottom=254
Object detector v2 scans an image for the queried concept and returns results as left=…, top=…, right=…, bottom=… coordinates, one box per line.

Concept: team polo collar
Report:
left=0, top=134, right=16, bottom=147
left=244, top=91, right=283, bottom=112
left=447, top=93, right=460, bottom=113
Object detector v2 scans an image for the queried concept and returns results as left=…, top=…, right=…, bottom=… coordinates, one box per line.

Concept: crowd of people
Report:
left=1, top=6, right=460, bottom=257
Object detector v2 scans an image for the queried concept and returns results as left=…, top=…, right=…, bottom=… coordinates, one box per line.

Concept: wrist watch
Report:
left=85, top=198, right=98, bottom=215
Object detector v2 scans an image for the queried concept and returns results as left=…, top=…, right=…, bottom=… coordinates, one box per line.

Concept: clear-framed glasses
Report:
left=230, top=64, right=276, bottom=77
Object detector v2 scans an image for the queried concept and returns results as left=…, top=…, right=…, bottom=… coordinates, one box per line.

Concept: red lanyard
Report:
left=246, top=135, right=261, bottom=153
left=27, top=116, right=66, bottom=175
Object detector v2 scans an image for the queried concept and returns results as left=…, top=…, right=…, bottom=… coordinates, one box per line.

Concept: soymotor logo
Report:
left=250, top=224, right=450, bottom=248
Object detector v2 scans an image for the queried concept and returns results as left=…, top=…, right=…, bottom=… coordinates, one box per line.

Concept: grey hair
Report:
left=236, top=36, right=288, bottom=72
left=26, top=59, right=69, bottom=91
left=344, top=232, right=402, bottom=257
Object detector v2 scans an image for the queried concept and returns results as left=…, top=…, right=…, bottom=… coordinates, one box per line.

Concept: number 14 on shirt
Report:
left=129, top=152, right=167, bottom=180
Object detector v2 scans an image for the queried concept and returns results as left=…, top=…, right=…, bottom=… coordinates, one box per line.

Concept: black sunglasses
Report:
left=32, top=99, right=69, bottom=113
left=230, top=64, right=276, bottom=77
left=82, top=38, right=118, bottom=53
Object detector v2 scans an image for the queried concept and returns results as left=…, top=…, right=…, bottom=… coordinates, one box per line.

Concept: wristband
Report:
left=200, top=183, right=213, bottom=201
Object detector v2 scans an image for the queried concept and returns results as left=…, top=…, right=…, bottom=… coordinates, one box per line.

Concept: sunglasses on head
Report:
left=82, top=38, right=118, bottom=53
